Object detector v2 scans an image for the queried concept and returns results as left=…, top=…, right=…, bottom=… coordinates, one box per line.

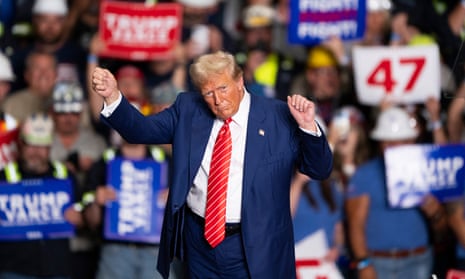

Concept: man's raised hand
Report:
left=287, top=94, right=318, bottom=133
left=92, top=67, right=120, bottom=105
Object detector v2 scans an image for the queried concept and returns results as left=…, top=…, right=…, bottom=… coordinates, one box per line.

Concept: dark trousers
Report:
left=184, top=210, right=250, bottom=279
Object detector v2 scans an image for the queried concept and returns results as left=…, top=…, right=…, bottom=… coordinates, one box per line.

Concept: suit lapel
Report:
left=242, top=95, right=267, bottom=208
left=189, top=107, right=214, bottom=182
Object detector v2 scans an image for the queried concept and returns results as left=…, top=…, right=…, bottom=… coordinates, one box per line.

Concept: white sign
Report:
left=295, top=229, right=344, bottom=279
left=352, top=45, right=440, bottom=105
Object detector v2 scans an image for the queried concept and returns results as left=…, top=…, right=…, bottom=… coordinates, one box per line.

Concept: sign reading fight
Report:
left=104, top=158, right=168, bottom=244
left=352, top=45, right=440, bottom=105
left=99, top=2, right=182, bottom=60
left=0, top=178, right=74, bottom=240
left=385, top=144, right=465, bottom=208
left=288, top=0, right=366, bottom=45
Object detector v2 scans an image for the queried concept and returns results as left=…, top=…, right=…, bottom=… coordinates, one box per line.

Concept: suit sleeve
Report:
left=100, top=95, right=177, bottom=145
left=297, top=125, right=333, bottom=180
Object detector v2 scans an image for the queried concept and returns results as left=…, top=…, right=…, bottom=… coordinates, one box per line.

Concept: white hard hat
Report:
left=32, top=0, right=68, bottom=15
left=52, top=82, right=84, bottom=113
left=0, top=52, right=15, bottom=81
left=20, top=113, right=54, bottom=146
left=370, top=106, right=418, bottom=141
left=243, top=4, right=275, bottom=28
left=368, top=0, right=392, bottom=11
left=176, top=0, right=217, bottom=8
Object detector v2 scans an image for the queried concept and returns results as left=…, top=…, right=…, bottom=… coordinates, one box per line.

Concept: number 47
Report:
left=367, top=57, right=426, bottom=93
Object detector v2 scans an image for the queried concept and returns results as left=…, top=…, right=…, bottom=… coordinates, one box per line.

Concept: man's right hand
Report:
left=92, top=67, right=120, bottom=105
left=96, top=186, right=117, bottom=206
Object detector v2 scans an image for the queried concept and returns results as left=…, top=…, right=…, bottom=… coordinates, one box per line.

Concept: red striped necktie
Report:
left=204, top=118, right=232, bottom=248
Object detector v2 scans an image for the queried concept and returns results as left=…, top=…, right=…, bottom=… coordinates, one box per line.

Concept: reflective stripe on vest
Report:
left=5, top=162, right=21, bottom=183
left=150, top=146, right=166, bottom=163
left=103, top=148, right=116, bottom=163
left=52, top=161, right=68, bottom=179
left=104, top=147, right=166, bottom=163
left=4, top=161, right=68, bottom=183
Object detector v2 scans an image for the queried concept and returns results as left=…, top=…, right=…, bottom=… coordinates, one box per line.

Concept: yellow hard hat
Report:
left=306, top=46, right=337, bottom=68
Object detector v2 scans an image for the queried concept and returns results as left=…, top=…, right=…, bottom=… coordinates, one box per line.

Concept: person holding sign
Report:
left=83, top=133, right=183, bottom=279
left=345, top=106, right=447, bottom=279
left=0, top=113, right=82, bottom=279
left=91, top=51, right=333, bottom=279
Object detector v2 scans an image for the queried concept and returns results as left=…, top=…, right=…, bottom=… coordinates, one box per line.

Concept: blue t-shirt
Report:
left=346, top=157, right=429, bottom=250
left=293, top=179, right=343, bottom=247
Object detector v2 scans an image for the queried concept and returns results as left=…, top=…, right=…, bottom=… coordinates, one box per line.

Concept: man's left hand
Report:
left=287, top=95, right=317, bottom=132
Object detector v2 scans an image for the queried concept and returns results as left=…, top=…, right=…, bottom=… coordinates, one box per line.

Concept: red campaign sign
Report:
left=296, top=259, right=327, bottom=279
left=99, top=2, right=182, bottom=61
left=0, top=128, right=19, bottom=170
left=447, top=269, right=465, bottom=279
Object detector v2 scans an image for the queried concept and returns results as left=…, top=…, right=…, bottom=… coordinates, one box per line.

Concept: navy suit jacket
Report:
left=103, top=92, right=333, bottom=279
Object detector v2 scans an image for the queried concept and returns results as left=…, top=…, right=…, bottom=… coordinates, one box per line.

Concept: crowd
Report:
left=0, top=0, right=465, bottom=278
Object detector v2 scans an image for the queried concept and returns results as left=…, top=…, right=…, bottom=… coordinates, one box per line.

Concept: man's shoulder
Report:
left=4, top=89, right=32, bottom=102
left=172, top=91, right=208, bottom=112
left=176, top=91, right=202, bottom=102
left=2, top=90, right=45, bottom=121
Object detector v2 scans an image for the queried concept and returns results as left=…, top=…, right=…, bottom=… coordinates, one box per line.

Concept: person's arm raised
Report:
left=91, top=67, right=120, bottom=106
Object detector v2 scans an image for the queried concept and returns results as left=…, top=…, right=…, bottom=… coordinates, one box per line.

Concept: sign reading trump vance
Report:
left=0, top=178, right=74, bottom=240
left=99, top=2, right=182, bottom=60
left=385, top=144, right=465, bottom=208
left=104, top=158, right=168, bottom=244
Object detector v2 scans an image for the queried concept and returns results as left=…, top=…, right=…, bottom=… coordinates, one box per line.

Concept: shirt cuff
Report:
left=100, top=93, right=123, bottom=118
left=299, top=121, right=322, bottom=137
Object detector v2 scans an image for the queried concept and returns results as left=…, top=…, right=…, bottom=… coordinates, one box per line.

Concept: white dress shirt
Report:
left=187, top=92, right=251, bottom=223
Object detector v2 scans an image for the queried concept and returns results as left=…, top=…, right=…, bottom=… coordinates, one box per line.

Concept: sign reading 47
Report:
left=353, top=45, right=440, bottom=105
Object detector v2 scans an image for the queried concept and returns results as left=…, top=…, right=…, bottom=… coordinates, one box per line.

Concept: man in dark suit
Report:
left=91, top=51, right=333, bottom=279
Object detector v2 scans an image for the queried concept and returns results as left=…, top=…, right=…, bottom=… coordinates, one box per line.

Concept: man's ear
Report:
left=236, top=76, right=244, bottom=92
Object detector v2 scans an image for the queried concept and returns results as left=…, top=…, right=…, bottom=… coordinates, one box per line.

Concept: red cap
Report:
left=116, top=65, right=144, bottom=81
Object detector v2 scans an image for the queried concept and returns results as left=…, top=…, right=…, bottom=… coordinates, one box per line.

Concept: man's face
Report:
left=244, top=27, right=273, bottom=52
left=33, top=14, right=66, bottom=44
left=200, top=73, right=244, bottom=120
left=25, top=54, right=57, bottom=97
left=118, top=76, right=145, bottom=103
left=21, top=143, right=50, bottom=174
left=53, top=112, right=81, bottom=135
left=306, top=66, right=340, bottom=100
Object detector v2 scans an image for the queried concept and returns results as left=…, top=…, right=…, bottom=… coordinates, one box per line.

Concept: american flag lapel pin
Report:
left=259, top=129, right=265, bottom=136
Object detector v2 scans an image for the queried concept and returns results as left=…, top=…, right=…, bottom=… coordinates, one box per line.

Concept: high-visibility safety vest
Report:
left=102, top=146, right=166, bottom=163
left=4, top=161, right=68, bottom=183
left=253, top=53, right=296, bottom=88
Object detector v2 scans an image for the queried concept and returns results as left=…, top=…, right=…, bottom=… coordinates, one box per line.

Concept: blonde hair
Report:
left=189, top=51, right=243, bottom=89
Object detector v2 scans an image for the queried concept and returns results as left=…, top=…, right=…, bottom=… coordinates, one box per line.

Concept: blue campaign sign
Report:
left=288, top=0, right=366, bottom=45
left=0, top=178, right=75, bottom=241
left=104, top=158, right=168, bottom=244
left=385, top=144, right=465, bottom=208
